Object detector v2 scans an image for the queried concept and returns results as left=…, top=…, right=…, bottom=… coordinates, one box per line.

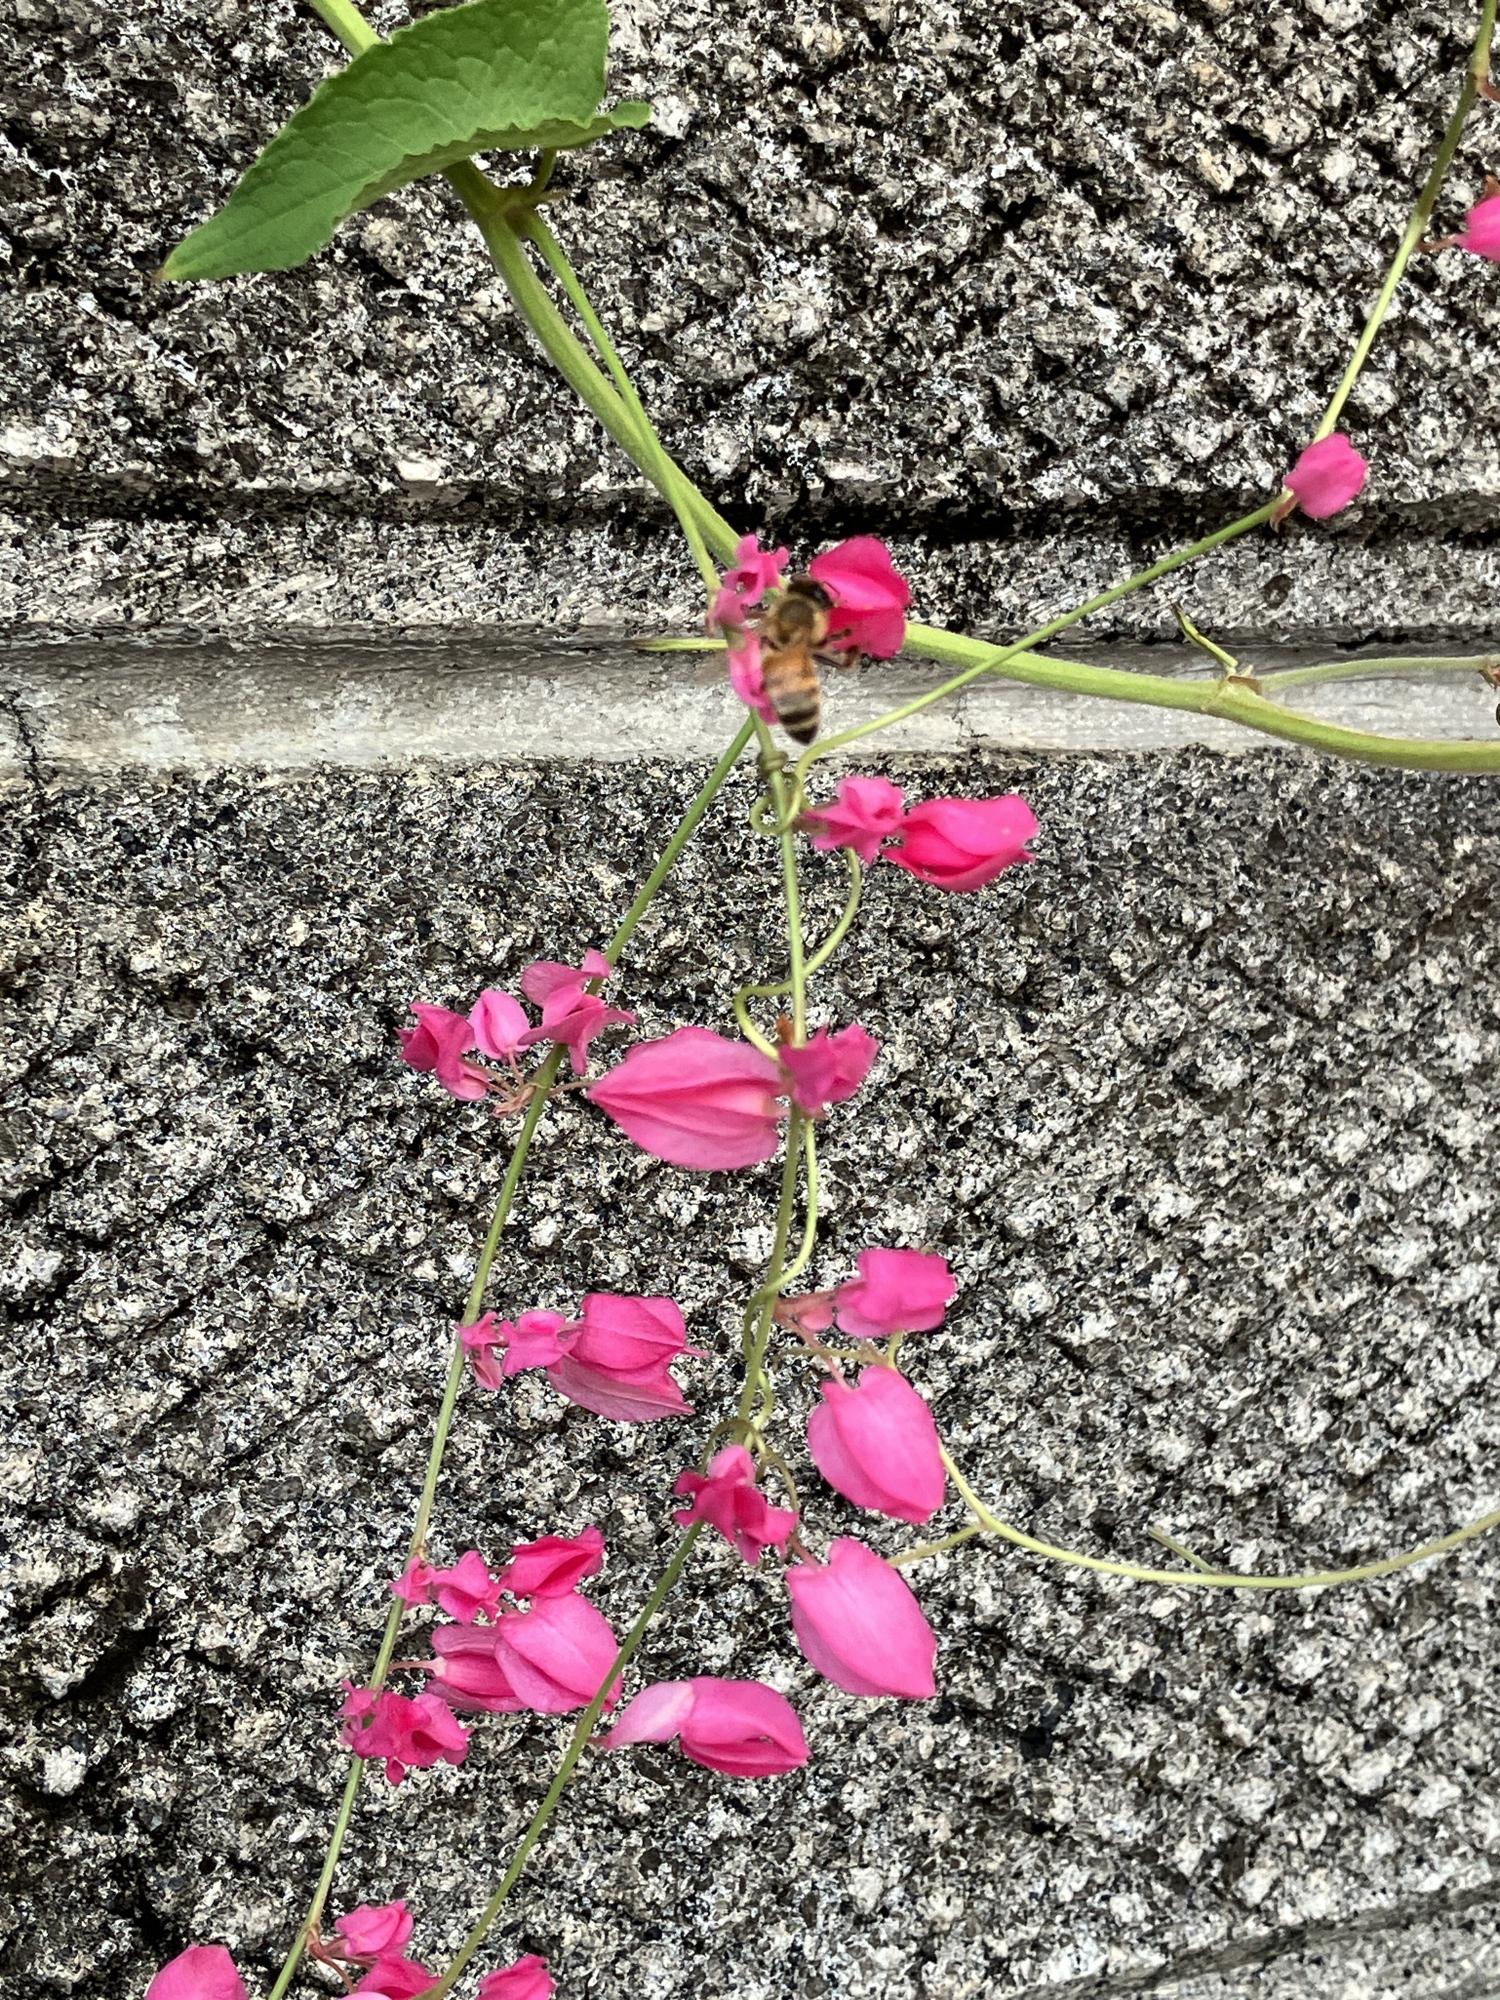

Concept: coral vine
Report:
left=144, top=1, right=1500, bottom=1995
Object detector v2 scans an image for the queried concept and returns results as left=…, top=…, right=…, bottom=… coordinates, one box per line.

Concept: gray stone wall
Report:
left=3, top=0, right=1500, bottom=639
left=4, top=753, right=1500, bottom=1995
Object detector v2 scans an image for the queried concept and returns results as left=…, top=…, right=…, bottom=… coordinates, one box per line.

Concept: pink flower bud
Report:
left=801, top=775, right=907, bottom=864
left=588, top=1025, right=786, bottom=1170
left=779, top=1023, right=879, bottom=1115
left=712, top=532, right=790, bottom=630
left=833, top=1248, right=957, bottom=1340
left=806, top=536, right=912, bottom=658
left=146, top=1947, right=248, bottom=2000
left=469, top=988, right=528, bottom=1061
left=501, top=1526, right=606, bottom=1598
left=885, top=794, right=1038, bottom=893
left=478, top=1953, right=556, bottom=2000
left=602, top=1677, right=809, bottom=1777
left=1282, top=433, right=1368, bottom=520
left=399, top=1002, right=488, bottom=1101
left=672, top=1444, right=798, bottom=1566
left=786, top=1537, right=938, bottom=1697
left=333, top=1901, right=415, bottom=1965
left=494, top=1591, right=622, bottom=1713
left=1453, top=191, right=1500, bottom=259
left=428, top=1624, right=522, bottom=1714
left=352, top=1961, right=436, bottom=1998
left=806, top=1365, right=947, bottom=1524
left=427, top=1549, right=504, bottom=1624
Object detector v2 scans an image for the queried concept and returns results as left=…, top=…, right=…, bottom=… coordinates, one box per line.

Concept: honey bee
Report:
left=757, top=576, right=848, bottom=744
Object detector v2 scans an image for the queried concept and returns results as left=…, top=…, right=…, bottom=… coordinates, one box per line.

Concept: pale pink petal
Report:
left=806, top=1366, right=947, bottom=1524
left=587, top=1026, right=786, bottom=1170
left=146, top=1947, right=249, bottom=2000
left=834, top=1248, right=957, bottom=1340
left=469, top=989, right=529, bottom=1061
left=501, top=1526, right=606, bottom=1599
left=477, top=1955, right=555, bottom=2000
left=786, top=1537, right=938, bottom=1698
left=495, top=1592, right=621, bottom=1713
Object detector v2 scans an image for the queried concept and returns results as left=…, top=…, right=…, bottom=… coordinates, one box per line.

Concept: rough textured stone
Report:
left=4, top=0, right=1500, bottom=637
left=3, top=747, right=1498, bottom=1995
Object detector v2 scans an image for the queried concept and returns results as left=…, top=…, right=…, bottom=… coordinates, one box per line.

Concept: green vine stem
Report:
left=429, top=792, right=819, bottom=1992
left=892, top=633, right=1500, bottom=775
left=1316, top=0, right=1497, bottom=438
left=931, top=1445, right=1500, bottom=1592
left=264, top=719, right=754, bottom=2000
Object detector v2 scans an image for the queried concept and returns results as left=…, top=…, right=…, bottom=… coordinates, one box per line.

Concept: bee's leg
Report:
left=816, top=646, right=866, bottom=674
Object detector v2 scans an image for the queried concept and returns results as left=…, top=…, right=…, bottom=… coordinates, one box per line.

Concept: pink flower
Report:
left=886, top=794, right=1037, bottom=892
left=806, top=1366, right=947, bottom=1524
left=801, top=775, right=907, bottom=864
left=146, top=1947, right=248, bottom=2000
left=806, top=536, right=912, bottom=658
left=501, top=1526, right=606, bottom=1599
left=470, top=988, right=529, bottom=1062
left=673, top=1444, right=797, bottom=1566
left=834, top=1248, right=957, bottom=1340
left=588, top=1026, right=786, bottom=1170
left=428, top=1625, right=521, bottom=1714
left=601, top=1677, right=809, bottom=1777
left=339, top=1684, right=470, bottom=1786
left=333, top=1901, right=415, bottom=1964
left=478, top=1955, right=555, bottom=2000
left=548, top=1292, right=697, bottom=1422
left=427, top=1550, right=503, bottom=1624
left=521, top=948, right=613, bottom=1002
left=786, top=1538, right=938, bottom=1698
left=712, top=532, right=789, bottom=630
left=1282, top=434, right=1368, bottom=520
left=517, top=949, right=634, bottom=1075
left=494, top=1591, right=622, bottom=1712
left=1450, top=191, right=1500, bottom=259
left=780, top=1023, right=879, bottom=1116
left=459, top=1311, right=508, bottom=1391
left=352, top=1961, right=436, bottom=1998
left=399, top=1002, right=488, bottom=1102
left=498, top=1309, right=576, bottom=1378
left=390, top=1557, right=437, bottom=1607
left=727, top=629, right=776, bottom=722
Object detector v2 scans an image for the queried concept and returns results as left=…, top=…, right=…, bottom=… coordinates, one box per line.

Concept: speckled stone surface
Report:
left=3, top=748, right=1498, bottom=1996
left=4, top=0, right=1500, bottom=637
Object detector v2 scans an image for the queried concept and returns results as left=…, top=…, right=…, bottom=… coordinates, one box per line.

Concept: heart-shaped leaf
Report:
left=164, top=0, right=648, bottom=281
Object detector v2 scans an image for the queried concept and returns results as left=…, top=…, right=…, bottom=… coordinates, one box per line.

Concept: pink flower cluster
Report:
left=147, top=1912, right=550, bottom=2000
left=396, top=1530, right=621, bottom=1723
left=588, top=1021, right=878, bottom=1170
left=802, top=777, right=1038, bottom=891
left=401, top=947, right=634, bottom=1102
left=1280, top=433, right=1368, bottom=521
left=460, top=1293, right=699, bottom=1420
left=713, top=533, right=913, bottom=723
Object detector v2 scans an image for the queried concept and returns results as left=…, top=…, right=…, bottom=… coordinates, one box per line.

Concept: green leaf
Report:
left=164, top=0, right=647, bottom=282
